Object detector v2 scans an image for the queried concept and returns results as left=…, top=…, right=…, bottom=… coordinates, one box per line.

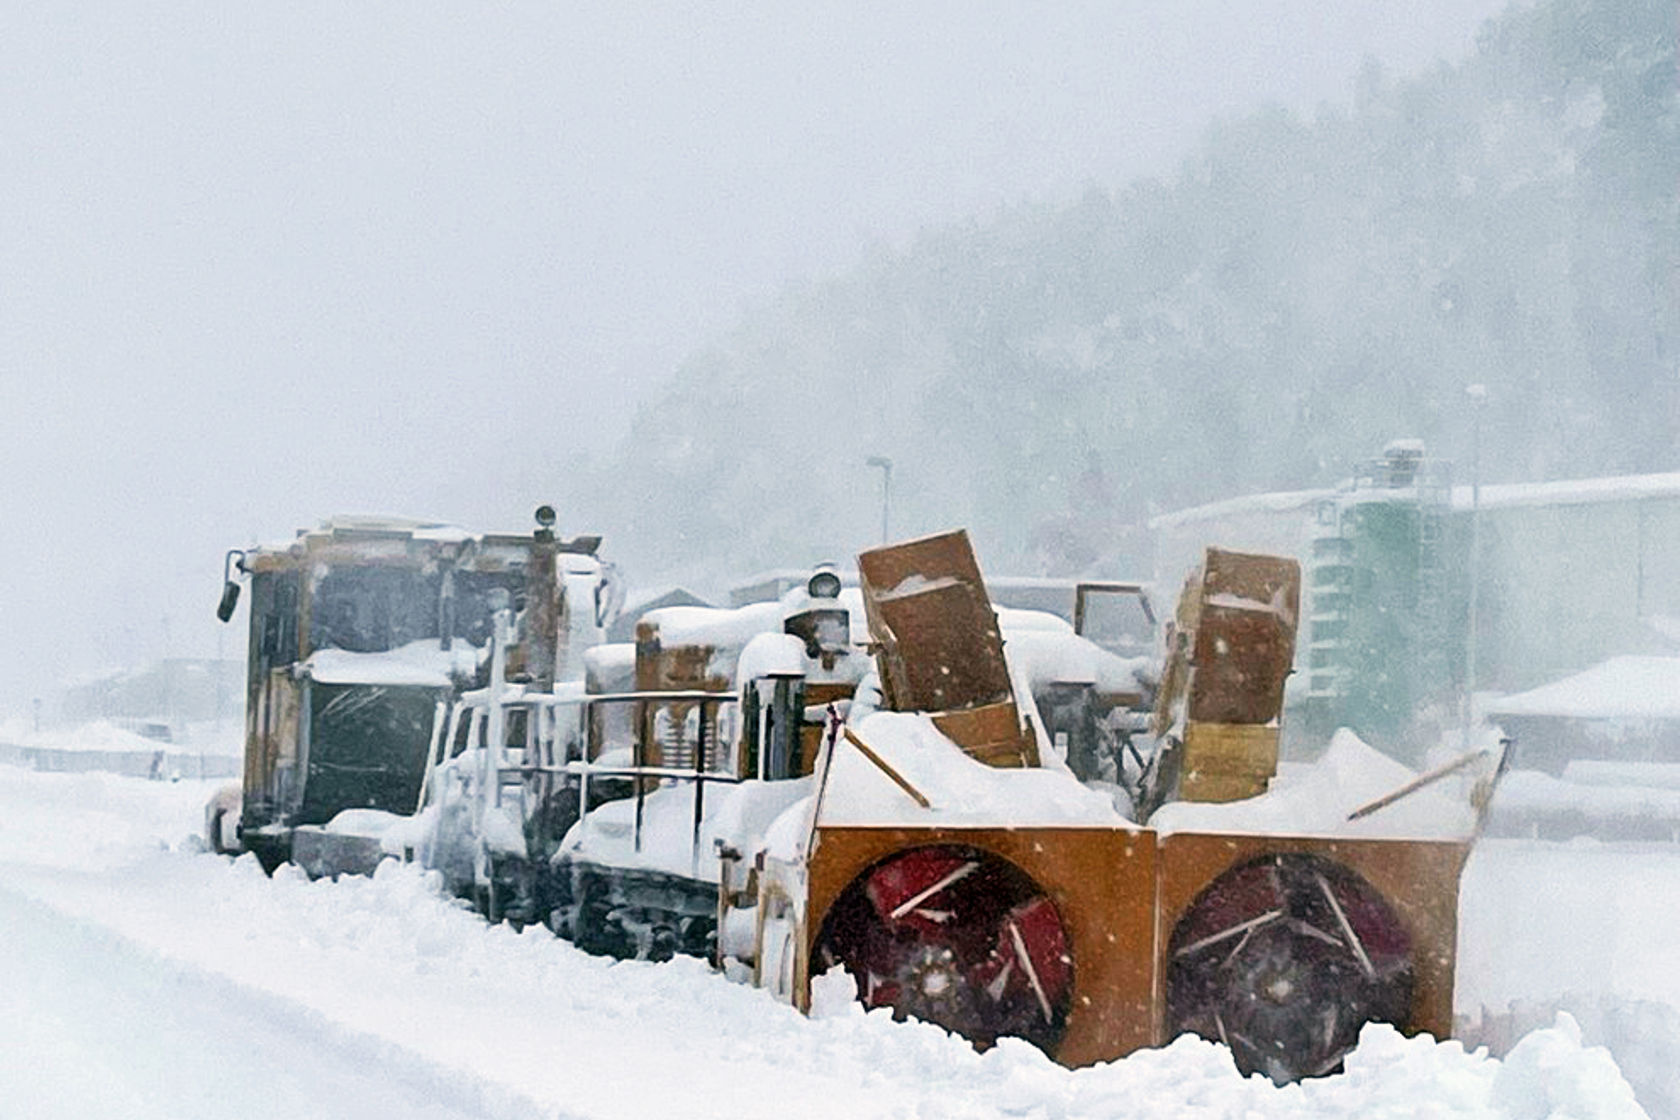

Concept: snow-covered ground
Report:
left=0, top=762, right=1664, bottom=1120
left=0, top=718, right=241, bottom=781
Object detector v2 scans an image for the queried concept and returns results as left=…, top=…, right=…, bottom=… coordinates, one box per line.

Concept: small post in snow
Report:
left=867, top=456, right=893, bottom=544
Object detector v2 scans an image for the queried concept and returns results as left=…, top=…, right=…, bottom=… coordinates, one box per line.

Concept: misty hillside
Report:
left=572, top=0, right=1676, bottom=589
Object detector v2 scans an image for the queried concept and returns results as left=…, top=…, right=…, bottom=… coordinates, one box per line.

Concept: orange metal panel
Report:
left=1152, top=831, right=1469, bottom=1045
left=803, top=824, right=1158, bottom=1067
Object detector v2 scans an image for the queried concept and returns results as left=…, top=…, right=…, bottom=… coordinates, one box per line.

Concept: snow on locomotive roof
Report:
left=996, top=607, right=1072, bottom=633
left=300, top=639, right=486, bottom=688
left=638, top=601, right=786, bottom=648
left=250, top=515, right=499, bottom=554
left=1001, top=627, right=1148, bottom=695
left=736, top=632, right=808, bottom=682
left=582, top=642, right=637, bottom=677
left=641, top=584, right=874, bottom=650
left=322, top=513, right=458, bottom=534
left=562, top=777, right=815, bottom=883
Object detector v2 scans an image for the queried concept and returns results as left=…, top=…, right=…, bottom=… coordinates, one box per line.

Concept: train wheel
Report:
left=1166, top=852, right=1413, bottom=1084
left=813, top=845, right=1073, bottom=1054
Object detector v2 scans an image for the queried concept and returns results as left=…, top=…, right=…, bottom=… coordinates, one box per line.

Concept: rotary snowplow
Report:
left=415, top=528, right=1500, bottom=1083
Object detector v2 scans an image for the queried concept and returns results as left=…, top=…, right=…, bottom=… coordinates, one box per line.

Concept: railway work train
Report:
left=212, top=514, right=1503, bottom=1084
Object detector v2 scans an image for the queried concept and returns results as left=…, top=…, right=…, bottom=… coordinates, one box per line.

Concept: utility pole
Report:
left=1462, top=384, right=1487, bottom=745
left=867, top=456, right=893, bottom=544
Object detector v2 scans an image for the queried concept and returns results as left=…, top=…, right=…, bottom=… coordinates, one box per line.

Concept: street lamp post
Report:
left=1462, top=384, right=1487, bottom=745
left=866, top=456, right=893, bottom=544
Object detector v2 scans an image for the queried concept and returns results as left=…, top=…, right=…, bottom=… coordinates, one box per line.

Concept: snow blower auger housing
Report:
left=750, top=533, right=1490, bottom=1084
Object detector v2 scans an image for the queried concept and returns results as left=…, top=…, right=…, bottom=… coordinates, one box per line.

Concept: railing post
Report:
left=633, top=695, right=646, bottom=854
left=692, top=699, right=709, bottom=877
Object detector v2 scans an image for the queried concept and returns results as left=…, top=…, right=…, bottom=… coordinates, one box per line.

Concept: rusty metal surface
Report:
left=857, top=530, right=1013, bottom=714
left=857, top=531, right=1034, bottom=766
left=928, top=701, right=1038, bottom=769
left=1177, top=722, right=1280, bottom=803
left=799, top=681, right=859, bottom=776
left=632, top=619, right=729, bottom=772
left=233, top=515, right=578, bottom=846
left=246, top=668, right=299, bottom=806
left=802, top=824, right=1158, bottom=1067
left=526, top=532, right=560, bottom=691
left=1183, top=549, right=1301, bottom=726
left=1146, top=549, right=1301, bottom=805
left=632, top=621, right=730, bottom=692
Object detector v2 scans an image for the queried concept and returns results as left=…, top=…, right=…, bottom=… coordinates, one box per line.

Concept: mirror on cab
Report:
left=216, top=550, right=246, bottom=623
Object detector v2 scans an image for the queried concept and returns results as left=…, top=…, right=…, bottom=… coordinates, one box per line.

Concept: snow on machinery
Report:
left=416, top=529, right=1503, bottom=1083
left=788, top=533, right=1499, bottom=1082
left=208, top=508, right=619, bottom=873
left=411, top=563, right=877, bottom=945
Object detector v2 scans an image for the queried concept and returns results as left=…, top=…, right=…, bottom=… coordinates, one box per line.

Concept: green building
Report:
left=1150, top=442, right=1680, bottom=763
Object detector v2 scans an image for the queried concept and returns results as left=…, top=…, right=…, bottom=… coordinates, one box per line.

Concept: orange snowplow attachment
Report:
left=1152, top=830, right=1469, bottom=1080
left=779, top=825, right=1467, bottom=1073
left=797, top=823, right=1158, bottom=1067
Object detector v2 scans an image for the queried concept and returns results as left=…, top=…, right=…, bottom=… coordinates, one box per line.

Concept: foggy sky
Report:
left=0, top=1, right=1510, bottom=712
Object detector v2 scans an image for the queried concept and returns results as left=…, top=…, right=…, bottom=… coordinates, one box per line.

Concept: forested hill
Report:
left=567, top=0, right=1677, bottom=590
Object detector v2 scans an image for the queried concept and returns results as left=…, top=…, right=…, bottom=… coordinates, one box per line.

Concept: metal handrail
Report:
left=507, top=688, right=738, bottom=708
left=473, top=687, right=744, bottom=874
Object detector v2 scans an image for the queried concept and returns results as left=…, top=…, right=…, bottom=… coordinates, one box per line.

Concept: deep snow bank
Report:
left=0, top=763, right=1655, bottom=1120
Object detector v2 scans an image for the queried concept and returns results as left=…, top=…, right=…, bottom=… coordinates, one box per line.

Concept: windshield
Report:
left=310, top=566, right=441, bottom=653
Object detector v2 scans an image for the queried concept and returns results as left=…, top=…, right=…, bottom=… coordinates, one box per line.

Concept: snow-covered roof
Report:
left=1450, top=472, right=1680, bottom=513
left=1491, top=768, right=1680, bottom=825
left=582, top=642, right=637, bottom=677
left=1000, top=627, right=1148, bottom=695
left=619, top=585, right=713, bottom=614
left=1148, top=470, right=1680, bottom=534
left=1485, top=656, right=1680, bottom=721
left=1147, top=488, right=1334, bottom=531
left=0, top=719, right=177, bottom=755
